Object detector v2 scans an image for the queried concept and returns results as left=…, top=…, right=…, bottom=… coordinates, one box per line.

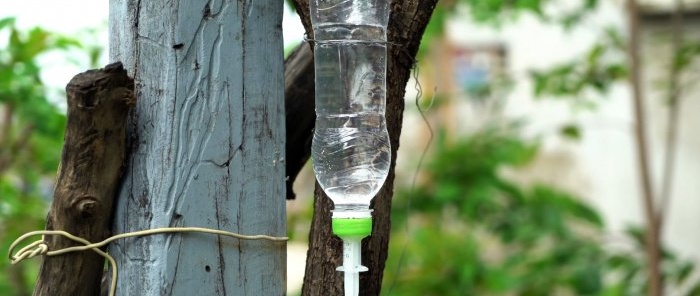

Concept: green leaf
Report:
left=675, top=261, right=695, bottom=285
left=674, top=42, right=700, bottom=72
left=571, top=263, right=603, bottom=294
left=608, top=254, right=636, bottom=270
left=585, top=0, right=599, bottom=9
left=532, top=72, right=546, bottom=96
left=23, top=28, right=50, bottom=60
left=516, top=0, right=543, bottom=15
left=9, top=28, right=21, bottom=57
left=687, top=281, right=700, bottom=296
left=484, top=267, right=518, bottom=292
left=560, top=124, right=582, bottom=141
left=601, top=283, right=624, bottom=296
left=624, top=226, right=646, bottom=248
left=587, top=44, right=605, bottom=66
left=604, top=27, right=625, bottom=50
left=54, top=36, right=82, bottom=50
left=0, top=17, right=15, bottom=30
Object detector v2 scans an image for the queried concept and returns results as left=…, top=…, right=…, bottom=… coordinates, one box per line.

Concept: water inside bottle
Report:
left=312, top=114, right=390, bottom=207
left=311, top=23, right=390, bottom=209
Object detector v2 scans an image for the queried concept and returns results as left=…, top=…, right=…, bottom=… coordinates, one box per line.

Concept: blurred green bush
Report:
left=0, top=17, right=85, bottom=296
left=381, top=126, right=700, bottom=295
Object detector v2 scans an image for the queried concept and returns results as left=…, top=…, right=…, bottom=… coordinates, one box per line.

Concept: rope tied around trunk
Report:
left=9, top=227, right=289, bottom=296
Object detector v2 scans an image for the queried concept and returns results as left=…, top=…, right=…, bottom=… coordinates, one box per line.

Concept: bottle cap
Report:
left=332, top=217, right=372, bottom=238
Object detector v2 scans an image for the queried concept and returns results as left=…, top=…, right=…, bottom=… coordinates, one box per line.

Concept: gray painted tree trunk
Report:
left=108, top=1, right=286, bottom=295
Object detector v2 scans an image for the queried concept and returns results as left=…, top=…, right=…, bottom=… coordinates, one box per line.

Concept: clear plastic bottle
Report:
left=310, top=0, right=391, bottom=212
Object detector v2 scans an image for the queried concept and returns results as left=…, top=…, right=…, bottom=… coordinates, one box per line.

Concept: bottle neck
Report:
left=332, top=211, right=373, bottom=238
left=333, top=204, right=372, bottom=215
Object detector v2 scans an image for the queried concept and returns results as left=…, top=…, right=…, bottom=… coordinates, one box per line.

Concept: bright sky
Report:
left=1, top=0, right=305, bottom=107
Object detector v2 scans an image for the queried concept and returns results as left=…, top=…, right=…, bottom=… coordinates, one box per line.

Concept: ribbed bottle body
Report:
left=310, top=0, right=391, bottom=210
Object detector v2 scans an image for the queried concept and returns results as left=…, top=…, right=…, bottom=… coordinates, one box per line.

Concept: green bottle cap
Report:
left=332, top=217, right=372, bottom=238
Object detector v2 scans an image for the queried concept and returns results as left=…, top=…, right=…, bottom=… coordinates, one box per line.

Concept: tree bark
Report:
left=109, top=1, right=286, bottom=295
left=33, top=62, right=134, bottom=296
left=284, top=43, right=314, bottom=200
left=286, top=1, right=438, bottom=295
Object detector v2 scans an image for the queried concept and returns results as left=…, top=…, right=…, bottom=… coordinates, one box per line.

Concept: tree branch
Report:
left=33, top=62, right=133, bottom=296
left=625, top=1, right=662, bottom=295
left=0, top=104, right=11, bottom=144
left=0, top=105, right=14, bottom=174
left=284, top=43, right=315, bottom=200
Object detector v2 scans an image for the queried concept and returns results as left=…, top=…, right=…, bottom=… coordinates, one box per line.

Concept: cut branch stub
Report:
left=33, top=62, right=134, bottom=296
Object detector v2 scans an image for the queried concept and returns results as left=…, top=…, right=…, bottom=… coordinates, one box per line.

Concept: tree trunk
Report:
left=625, top=0, right=663, bottom=295
left=287, top=1, right=439, bottom=295
left=284, top=43, right=315, bottom=200
left=34, top=62, right=133, bottom=296
left=108, top=1, right=286, bottom=295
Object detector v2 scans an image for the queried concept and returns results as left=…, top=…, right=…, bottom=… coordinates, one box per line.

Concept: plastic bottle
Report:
left=310, top=1, right=390, bottom=295
left=310, top=0, right=391, bottom=212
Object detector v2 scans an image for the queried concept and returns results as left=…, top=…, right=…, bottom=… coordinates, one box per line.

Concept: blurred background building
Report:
left=404, top=0, right=700, bottom=260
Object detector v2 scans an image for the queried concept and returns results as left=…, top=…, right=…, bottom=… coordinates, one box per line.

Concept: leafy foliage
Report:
left=672, top=41, right=700, bottom=73
left=419, top=0, right=600, bottom=56
left=604, top=226, right=700, bottom=296
left=384, top=1, right=700, bottom=291
left=382, top=125, right=700, bottom=295
left=384, top=127, right=607, bottom=295
left=459, top=0, right=597, bottom=24
left=530, top=28, right=627, bottom=110
left=0, top=17, right=82, bottom=295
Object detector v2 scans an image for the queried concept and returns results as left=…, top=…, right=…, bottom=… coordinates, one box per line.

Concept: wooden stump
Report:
left=33, top=62, right=134, bottom=296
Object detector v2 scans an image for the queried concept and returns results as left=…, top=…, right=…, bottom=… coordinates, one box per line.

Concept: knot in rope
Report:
left=11, top=239, right=49, bottom=264
left=8, top=227, right=288, bottom=296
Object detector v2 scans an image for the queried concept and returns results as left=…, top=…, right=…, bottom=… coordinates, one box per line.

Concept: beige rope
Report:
left=8, top=227, right=288, bottom=296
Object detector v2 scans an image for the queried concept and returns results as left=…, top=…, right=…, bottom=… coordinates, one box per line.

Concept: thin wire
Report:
left=9, top=227, right=288, bottom=296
